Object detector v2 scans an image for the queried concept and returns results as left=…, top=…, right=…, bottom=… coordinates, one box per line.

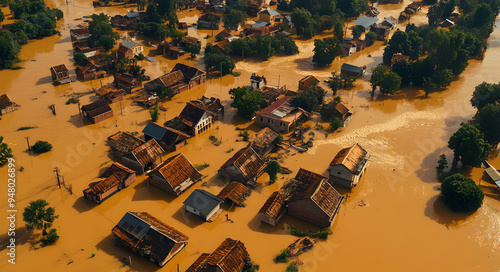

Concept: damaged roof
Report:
left=251, top=127, right=279, bottom=151
left=330, top=143, right=369, bottom=174
left=81, top=99, right=112, bottom=118
left=84, top=163, right=135, bottom=196
left=129, top=139, right=164, bottom=166
left=0, top=94, right=13, bottom=110
left=186, top=238, right=251, bottom=272
left=149, top=153, right=202, bottom=189
left=219, top=146, right=265, bottom=180
left=217, top=181, right=251, bottom=206
left=108, top=131, right=145, bottom=155
left=258, top=191, right=286, bottom=220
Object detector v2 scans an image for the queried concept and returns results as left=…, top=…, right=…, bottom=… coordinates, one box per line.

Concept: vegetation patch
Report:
left=194, top=163, right=210, bottom=171
left=290, top=225, right=332, bottom=240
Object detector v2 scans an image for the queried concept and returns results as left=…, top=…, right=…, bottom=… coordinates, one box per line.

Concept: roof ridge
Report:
left=340, top=143, right=357, bottom=166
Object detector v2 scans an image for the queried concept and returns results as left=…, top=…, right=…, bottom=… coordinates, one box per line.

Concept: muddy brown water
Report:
left=1, top=1, right=500, bottom=271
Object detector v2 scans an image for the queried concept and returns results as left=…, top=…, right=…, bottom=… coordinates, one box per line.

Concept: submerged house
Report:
left=114, top=73, right=142, bottom=93
left=251, top=127, right=279, bottom=158
left=96, top=87, right=125, bottom=103
left=144, top=70, right=186, bottom=93
left=147, top=153, right=202, bottom=196
left=341, top=63, right=364, bottom=77
left=328, top=143, right=370, bottom=188
left=117, top=45, right=134, bottom=60
left=218, top=146, right=266, bottom=186
left=217, top=181, right=252, bottom=207
left=333, top=102, right=353, bottom=127
left=75, top=53, right=107, bottom=80
left=298, top=75, right=319, bottom=91
left=183, top=189, right=224, bottom=222
left=255, top=96, right=308, bottom=133
left=250, top=73, right=267, bottom=89
left=0, top=94, right=15, bottom=116
left=258, top=191, right=286, bottom=226
left=112, top=211, right=188, bottom=267
left=197, top=13, right=221, bottom=30
left=353, top=16, right=379, bottom=31
left=284, top=168, right=344, bottom=228
left=81, top=99, right=113, bottom=123
left=50, top=64, right=71, bottom=85
left=70, top=28, right=90, bottom=41
left=119, top=39, right=143, bottom=56
left=171, top=63, right=207, bottom=89
left=165, top=100, right=221, bottom=136
left=121, top=139, right=165, bottom=174
left=342, top=38, right=366, bottom=56
left=186, top=238, right=252, bottom=272
left=258, top=8, right=280, bottom=23
left=83, top=163, right=136, bottom=204
left=107, top=131, right=145, bottom=157
left=142, top=122, right=190, bottom=152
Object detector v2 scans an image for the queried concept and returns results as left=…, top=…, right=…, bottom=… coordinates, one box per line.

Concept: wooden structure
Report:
left=107, top=131, right=145, bottom=157
left=328, top=143, right=370, bottom=188
left=218, top=146, right=265, bottom=186
left=147, top=153, right=202, bottom=196
left=0, top=94, right=15, bottom=116
left=114, top=73, right=142, bottom=93
left=75, top=53, right=107, bottom=80
left=285, top=169, right=344, bottom=228
left=251, top=127, right=279, bottom=158
left=186, top=238, right=252, bottom=272
left=112, top=211, right=188, bottom=267
left=165, top=98, right=223, bottom=136
left=183, top=189, right=224, bottom=222
left=121, top=139, right=165, bottom=174
left=70, top=28, right=90, bottom=41
left=258, top=191, right=286, bottom=226
left=333, top=102, right=353, bottom=127
left=50, top=64, right=70, bottom=85
left=83, top=163, right=136, bottom=204
left=217, top=181, right=252, bottom=207
left=81, top=99, right=113, bottom=123
left=298, top=75, right=319, bottom=91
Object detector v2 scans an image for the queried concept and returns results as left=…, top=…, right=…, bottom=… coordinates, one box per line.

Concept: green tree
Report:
left=267, top=160, right=282, bottom=184
left=326, top=71, right=355, bottom=94
left=391, top=60, right=413, bottom=86
left=448, top=123, right=491, bottom=168
left=0, top=136, right=13, bottom=166
left=156, top=86, right=176, bottom=100
left=0, top=30, right=20, bottom=69
left=74, top=52, right=87, bottom=65
left=22, top=200, right=58, bottom=233
left=436, top=154, right=448, bottom=173
left=333, top=21, right=344, bottom=42
left=229, top=86, right=265, bottom=119
left=352, top=25, right=365, bottom=39
left=291, top=87, right=326, bottom=111
left=0, top=9, right=4, bottom=24
left=96, top=35, right=115, bottom=51
left=432, top=69, right=454, bottom=89
left=42, top=228, right=59, bottom=244
left=312, top=37, right=341, bottom=66
left=89, top=14, right=119, bottom=51
left=371, top=65, right=401, bottom=95
left=475, top=104, right=500, bottom=146
left=473, top=3, right=494, bottom=28
left=32, top=141, right=52, bottom=154
left=329, top=117, right=343, bottom=131
left=204, top=46, right=235, bottom=75
left=149, top=104, right=160, bottom=122
left=337, top=0, right=369, bottom=18
left=291, top=8, right=320, bottom=38
left=137, top=0, right=147, bottom=11
left=470, top=82, right=500, bottom=110
left=423, top=77, right=436, bottom=97
left=223, top=9, right=246, bottom=29
left=365, top=31, right=376, bottom=46
left=441, top=174, right=484, bottom=213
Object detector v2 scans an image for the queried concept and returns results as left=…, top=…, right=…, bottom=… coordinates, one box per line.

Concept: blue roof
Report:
left=341, top=63, right=363, bottom=74
left=252, top=20, right=270, bottom=28
left=183, top=189, right=223, bottom=218
left=117, top=212, right=150, bottom=239
left=125, top=12, right=140, bottom=19
left=142, top=122, right=167, bottom=140
left=353, top=16, right=379, bottom=30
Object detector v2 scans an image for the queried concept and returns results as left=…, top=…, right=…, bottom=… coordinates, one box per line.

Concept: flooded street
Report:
left=1, top=0, right=500, bottom=271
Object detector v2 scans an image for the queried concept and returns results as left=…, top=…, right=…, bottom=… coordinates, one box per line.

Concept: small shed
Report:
left=298, top=75, right=319, bottom=91
left=328, top=143, right=370, bottom=188
left=50, top=64, right=70, bottom=84
left=121, top=139, right=165, bottom=174
left=334, top=102, right=353, bottom=127
left=217, top=181, right=251, bottom=207
left=81, top=99, right=113, bottom=123
left=183, top=189, right=224, bottom=222
left=114, top=73, right=142, bottom=93
left=147, top=153, right=202, bottom=196
left=341, top=63, right=364, bottom=77
left=258, top=191, right=286, bottom=226
left=83, top=163, right=136, bottom=204
left=0, top=94, right=15, bottom=116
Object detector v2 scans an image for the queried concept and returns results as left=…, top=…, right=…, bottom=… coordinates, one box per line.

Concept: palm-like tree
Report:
left=22, top=200, right=58, bottom=234
left=0, top=136, right=13, bottom=166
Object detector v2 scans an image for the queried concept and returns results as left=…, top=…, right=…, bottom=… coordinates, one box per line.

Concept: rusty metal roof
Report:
left=258, top=191, right=286, bottom=220
left=335, top=102, right=350, bottom=116
left=149, top=153, right=202, bottom=189
left=0, top=94, right=13, bottom=110
left=50, top=64, right=69, bottom=73
left=219, top=146, right=265, bottom=181
left=217, top=181, right=251, bottom=206
left=84, top=163, right=135, bottom=196
left=329, top=143, right=369, bottom=174
left=108, top=131, right=145, bottom=155
left=207, top=238, right=251, bottom=272
left=251, top=127, right=279, bottom=151
left=130, top=139, right=164, bottom=166
left=81, top=99, right=112, bottom=118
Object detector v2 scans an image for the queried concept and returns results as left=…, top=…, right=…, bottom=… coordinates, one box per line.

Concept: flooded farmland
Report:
left=1, top=0, right=500, bottom=271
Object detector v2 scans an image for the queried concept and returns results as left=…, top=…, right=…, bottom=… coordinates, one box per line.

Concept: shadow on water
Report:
left=36, top=76, right=53, bottom=86
left=247, top=213, right=322, bottom=236
left=0, top=227, right=37, bottom=250
left=415, top=146, right=449, bottom=184
left=131, top=179, right=179, bottom=203
left=171, top=206, right=206, bottom=229
left=72, top=196, right=96, bottom=213
left=424, top=194, right=475, bottom=229
left=95, top=234, right=160, bottom=272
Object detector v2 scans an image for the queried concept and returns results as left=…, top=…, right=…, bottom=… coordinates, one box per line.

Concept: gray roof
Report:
left=383, top=16, right=397, bottom=27
left=116, top=212, right=150, bottom=239
left=142, top=122, right=167, bottom=140
left=341, top=63, right=363, bottom=74
left=125, top=12, right=140, bottom=19
left=252, top=20, right=269, bottom=28
left=353, top=16, right=379, bottom=30
left=183, top=189, right=223, bottom=218
left=260, top=8, right=280, bottom=17
left=120, top=39, right=138, bottom=50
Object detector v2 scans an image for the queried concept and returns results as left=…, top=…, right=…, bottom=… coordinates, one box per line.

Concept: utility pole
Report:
left=25, top=136, right=31, bottom=153
left=54, top=167, right=61, bottom=188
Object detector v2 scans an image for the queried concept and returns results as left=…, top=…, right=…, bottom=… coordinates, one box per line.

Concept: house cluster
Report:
left=399, top=2, right=424, bottom=21
left=370, top=16, right=398, bottom=40
left=145, top=63, right=207, bottom=96
left=158, top=36, right=201, bottom=59
left=110, top=12, right=141, bottom=30
left=258, top=143, right=370, bottom=228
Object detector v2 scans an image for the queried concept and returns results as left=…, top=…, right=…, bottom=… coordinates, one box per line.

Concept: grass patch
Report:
left=231, top=71, right=241, bottom=77
left=245, top=264, right=260, bottom=272
left=17, top=126, right=38, bottom=131
left=290, top=225, right=332, bottom=240
left=226, top=148, right=234, bottom=153
left=275, top=249, right=289, bottom=263
left=65, top=97, right=80, bottom=105
left=194, top=163, right=210, bottom=171
left=286, top=263, right=298, bottom=272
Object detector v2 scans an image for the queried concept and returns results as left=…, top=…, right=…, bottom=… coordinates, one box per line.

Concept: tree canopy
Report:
left=474, top=103, right=500, bottom=146
left=312, top=37, right=342, bottom=66
left=223, top=9, right=246, bottom=29
left=0, top=31, right=20, bottom=69
left=441, top=173, right=484, bottom=213
left=291, top=87, right=326, bottom=112
left=23, top=200, right=58, bottom=231
left=267, top=160, right=282, bottom=184
left=0, top=136, right=13, bottom=166
left=229, top=86, right=265, bottom=119
left=470, top=82, right=500, bottom=110
left=370, top=65, right=401, bottom=95
left=448, top=122, right=491, bottom=168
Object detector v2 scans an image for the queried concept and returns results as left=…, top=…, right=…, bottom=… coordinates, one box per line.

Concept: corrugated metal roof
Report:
left=142, top=122, right=168, bottom=140
left=353, top=16, right=379, bottom=29
left=183, top=189, right=223, bottom=217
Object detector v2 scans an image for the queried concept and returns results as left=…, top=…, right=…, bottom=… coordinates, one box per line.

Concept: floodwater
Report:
left=1, top=1, right=500, bottom=271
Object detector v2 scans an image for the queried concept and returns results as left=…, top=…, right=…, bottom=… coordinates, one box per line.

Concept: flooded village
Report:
left=1, top=0, right=500, bottom=271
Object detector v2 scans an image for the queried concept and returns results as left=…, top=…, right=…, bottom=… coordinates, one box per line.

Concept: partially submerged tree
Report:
left=229, top=86, right=265, bottom=119
left=0, top=136, right=13, bottom=166
left=223, top=9, right=246, bottom=29
left=312, top=37, right=342, bottom=66
left=441, top=173, right=484, bottom=213
left=267, top=160, right=282, bottom=184
left=32, top=141, right=52, bottom=154
left=23, top=200, right=58, bottom=234
left=448, top=123, right=491, bottom=168
left=370, top=65, right=401, bottom=95
left=149, top=104, right=160, bottom=122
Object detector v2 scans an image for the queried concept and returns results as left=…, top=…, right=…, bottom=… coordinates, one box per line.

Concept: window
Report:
left=133, top=225, right=143, bottom=234
left=122, top=222, right=130, bottom=229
